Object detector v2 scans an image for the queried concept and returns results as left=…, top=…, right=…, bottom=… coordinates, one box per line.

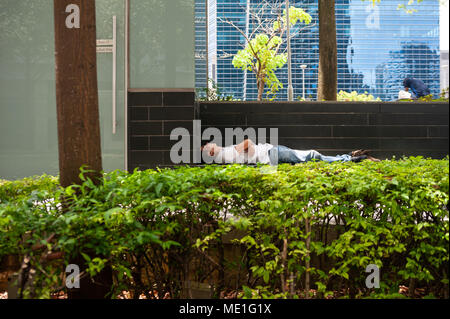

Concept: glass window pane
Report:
left=129, top=0, right=195, bottom=88
left=0, top=0, right=58, bottom=180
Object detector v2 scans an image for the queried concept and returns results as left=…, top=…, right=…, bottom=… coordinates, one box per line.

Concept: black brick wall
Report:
left=199, top=101, right=449, bottom=160
left=128, top=91, right=197, bottom=171
left=128, top=98, right=448, bottom=170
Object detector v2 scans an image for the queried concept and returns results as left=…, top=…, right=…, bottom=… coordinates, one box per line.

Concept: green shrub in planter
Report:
left=0, top=157, right=448, bottom=299
left=337, top=90, right=381, bottom=102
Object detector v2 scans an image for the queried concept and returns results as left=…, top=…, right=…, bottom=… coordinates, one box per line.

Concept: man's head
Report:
left=403, top=77, right=413, bottom=89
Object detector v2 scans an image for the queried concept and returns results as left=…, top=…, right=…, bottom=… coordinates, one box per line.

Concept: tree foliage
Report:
left=229, top=5, right=311, bottom=101
left=337, top=91, right=382, bottom=102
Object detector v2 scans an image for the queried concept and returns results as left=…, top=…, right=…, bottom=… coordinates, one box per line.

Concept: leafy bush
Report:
left=440, top=87, right=449, bottom=100
left=0, top=157, right=448, bottom=299
left=337, top=91, right=381, bottom=102
left=0, top=175, right=58, bottom=204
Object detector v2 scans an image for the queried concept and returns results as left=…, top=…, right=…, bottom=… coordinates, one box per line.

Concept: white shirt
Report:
left=218, top=145, right=245, bottom=164
left=398, top=90, right=412, bottom=100
left=216, top=143, right=274, bottom=164
left=250, top=143, right=274, bottom=164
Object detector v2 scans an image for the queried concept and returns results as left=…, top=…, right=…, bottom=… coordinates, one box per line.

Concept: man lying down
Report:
left=201, top=139, right=380, bottom=165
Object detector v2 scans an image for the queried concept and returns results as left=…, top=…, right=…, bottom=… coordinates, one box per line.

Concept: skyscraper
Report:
left=195, top=0, right=208, bottom=92
left=195, top=0, right=441, bottom=101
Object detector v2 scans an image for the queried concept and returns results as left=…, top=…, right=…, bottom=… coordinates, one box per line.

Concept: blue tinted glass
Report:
left=195, top=0, right=440, bottom=101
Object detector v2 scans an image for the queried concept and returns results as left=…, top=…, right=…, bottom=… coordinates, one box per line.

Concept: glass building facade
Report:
left=196, top=0, right=441, bottom=101
left=195, top=0, right=208, bottom=91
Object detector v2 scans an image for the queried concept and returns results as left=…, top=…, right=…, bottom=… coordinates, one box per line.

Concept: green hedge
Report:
left=0, top=157, right=448, bottom=299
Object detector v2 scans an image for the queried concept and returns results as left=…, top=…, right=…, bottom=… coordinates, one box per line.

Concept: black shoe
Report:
left=351, top=155, right=368, bottom=163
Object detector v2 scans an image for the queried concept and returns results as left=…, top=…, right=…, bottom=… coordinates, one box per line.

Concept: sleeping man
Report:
left=201, top=139, right=380, bottom=165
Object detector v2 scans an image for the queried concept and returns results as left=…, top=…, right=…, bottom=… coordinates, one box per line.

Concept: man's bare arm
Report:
left=234, top=139, right=255, bottom=158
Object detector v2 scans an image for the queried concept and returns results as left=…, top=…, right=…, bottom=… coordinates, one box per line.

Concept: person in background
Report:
left=403, top=78, right=431, bottom=99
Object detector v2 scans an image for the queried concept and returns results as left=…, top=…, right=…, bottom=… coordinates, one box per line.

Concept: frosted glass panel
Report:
left=130, top=0, right=195, bottom=88
left=0, top=0, right=58, bottom=180
left=0, top=0, right=126, bottom=180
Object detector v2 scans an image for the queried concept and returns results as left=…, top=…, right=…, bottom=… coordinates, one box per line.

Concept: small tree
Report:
left=222, top=2, right=311, bottom=101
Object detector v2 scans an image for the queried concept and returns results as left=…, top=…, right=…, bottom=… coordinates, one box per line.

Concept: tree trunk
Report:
left=317, top=0, right=337, bottom=101
left=53, top=0, right=112, bottom=299
left=257, top=77, right=265, bottom=101
left=53, top=0, right=102, bottom=187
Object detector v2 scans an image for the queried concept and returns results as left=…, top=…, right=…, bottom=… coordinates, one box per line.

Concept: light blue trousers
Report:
left=269, top=145, right=352, bottom=165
